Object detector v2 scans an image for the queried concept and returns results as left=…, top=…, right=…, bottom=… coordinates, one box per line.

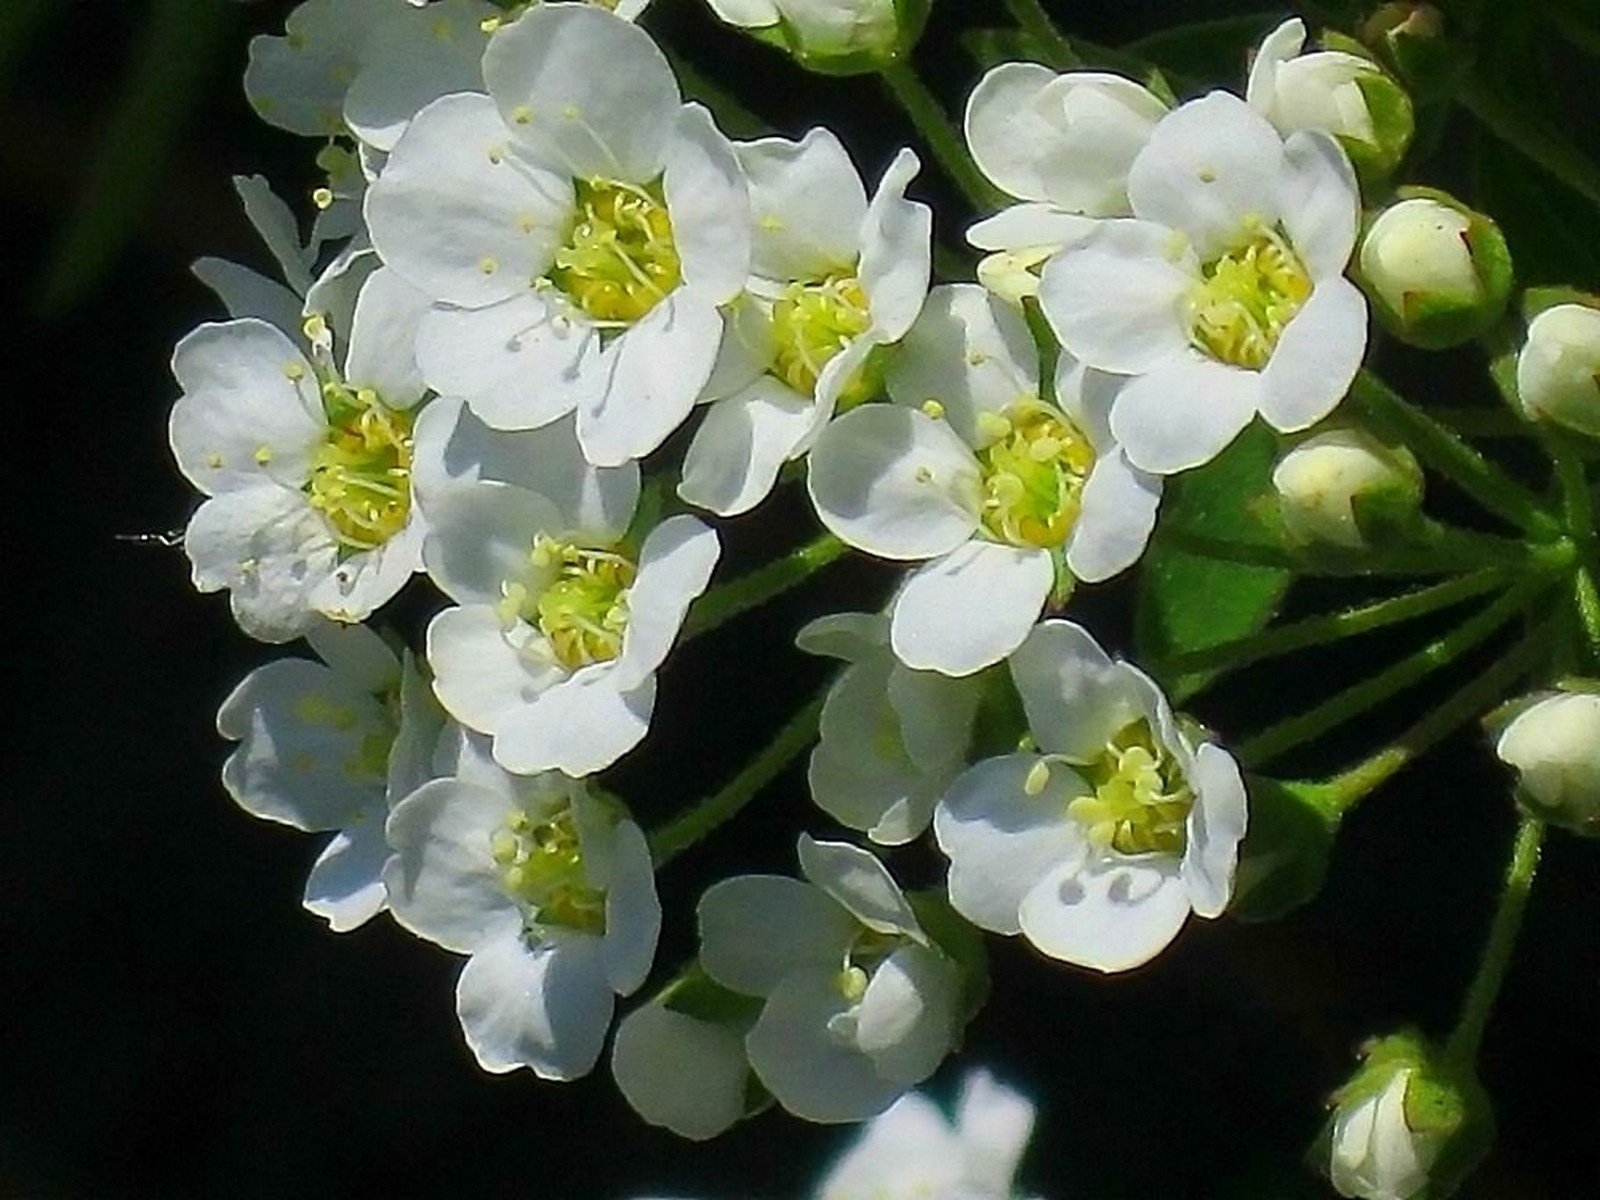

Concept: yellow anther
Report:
left=967, top=350, right=989, bottom=367
left=1024, top=759, right=1052, bottom=796
left=921, top=399, right=945, bottom=420
left=512, top=105, right=533, bottom=125
left=548, top=177, right=681, bottom=325
left=1189, top=223, right=1312, bottom=370
left=1073, top=719, right=1194, bottom=856
left=303, top=313, right=328, bottom=343
left=914, top=465, right=935, bottom=483
left=487, top=145, right=505, bottom=165
left=283, top=362, right=306, bottom=382
left=759, top=215, right=785, bottom=232
left=517, top=213, right=538, bottom=234
left=505, top=535, right=639, bottom=670
left=975, top=411, right=1012, bottom=442
left=976, top=401, right=1095, bottom=549
left=480, top=15, right=502, bottom=32
left=1197, top=167, right=1217, bottom=183
left=254, top=445, right=273, bottom=466
left=561, top=105, right=581, bottom=120
left=769, top=272, right=874, bottom=404
left=312, top=186, right=335, bottom=210
left=479, top=257, right=499, bottom=275
left=205, top=453, right=223, bottom=470
left=305, top=386, right=416, bottom=553
left=839, top=965, right=869, bottom=1001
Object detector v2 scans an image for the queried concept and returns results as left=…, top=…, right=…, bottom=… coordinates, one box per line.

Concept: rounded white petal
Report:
left=739, top=126, right=867, bottom=281
left=343, top=266, right=433, bottom=404
left=798, top=835, right=923, bottom=938
left=1278, top=130, right=1361, bottom=279
left=1038, top=220, right=1195, bottom=374
left=456, top=931, right=612, bottom=1079
left=1183, top=741, right=1249, bottom=919
left=887, top=662, right=982, bottom=778
left=855, top=944, right=956, bottom=1086
left=1516, top=304, right=1600, bottom=437
left=1109, top=352, right=1261, bottom=475
left=1019, top=856, right=1191, bottom=972
left=343, top=0, right=494, bottom=152
left=665, top=103, right=751, bottom=302
left=601, top=819, right=661, bottom=995
left=1245, top=19, right=1307, bottom=114
left=679, top=378, right=818, bottom=517
left=426, top=604, right=561, bottom=733
left=808, top=406, right=981, bottom=560
left=491, top=671, right=656, bottom=777
left=966, top=202, right=1097, bottom=254
left=955, top=1070, right=1038, bottom=1196
left=421, top=480, right=563, bottom=605
left=698, top=876, right=857, bottom=997
left=303, top=815, right=391, bottom=932
left=857, top=149, right=932, bottom=343
left=795, top=610, right=889, bottom=661
left=1257, top=277, right=1367, bottom=432
left=1127, top=91, right=1286, bottom=259
left=183, top=489, right=335, bottom=643
left=819, top=1091, right=964, bottom=1200
left=809, top=657, right=930, bottom=842
left=613, top=515, right=721, bottom=688
left=484, top=5, right=678, bottom=182
left=611, top=1002, right=751, bottom=1141
left=889, top=541, right=1053, bottom=677
left=1008, top=619, right=1143, bottom=760
left=1065, top=447, right=1162, bottom=583
left=934, top=753, right=1089, bottom=935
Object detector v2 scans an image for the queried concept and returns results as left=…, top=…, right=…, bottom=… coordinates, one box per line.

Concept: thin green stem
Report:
left=1238, top=578, right=1548, bottom=768
left=648, top=690, right=827, bottom=868
left=1001, top=0, right=1078, bottom=68
left=1551, top=439, right=1600, bottom=660
left=1351, top=370, right=1560, bottom=538
left=1445, top=816, right=1545, bottom=1069
left=1314, top=629, right=1549, bottom=815
left=682, top=533, right=847, bottom=641
left=1576, top=568, right=1600, bottom=664
left=878, top=61, right=1004, bottom=210
left=1426, top=407, right=1541, bottom=440
left=1162, top=570, right=1509, bottom=680
left=1162, top=523, right=1530, bottom=578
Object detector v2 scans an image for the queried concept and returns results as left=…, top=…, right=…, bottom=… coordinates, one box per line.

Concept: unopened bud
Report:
left=1360, top=3, right=1468, bottom=101
left=1357, top=190, right=1513, bottom=349
left=1515, top=302, right=1600, bottom=438
left=1494, top=686, right=1600, bottom=836
left=1273, top=427, right=1423, bottom=550
left=705, top=0, right=928, bottom=74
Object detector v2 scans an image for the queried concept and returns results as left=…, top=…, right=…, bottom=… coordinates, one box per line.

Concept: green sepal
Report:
left=907, top=889, right=990, bottom=1028
left=1136, top=423, right=1291, bottom=698
left=1227, top=775, right=1339, bottom=922
left=1522, top=285, right=1600, bottom=322
left=658, top=961, right=766, bottom=1026
left=1143, top=67, right=1178, bottom=109
left=1359, top=2, right=1473, bottom=103
left=1344, top=66, right=1415, bottom=188
left=756, top=0, right=931, bottom=77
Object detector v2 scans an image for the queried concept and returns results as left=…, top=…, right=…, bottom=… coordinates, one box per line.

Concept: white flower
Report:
left=169, top=267, right=433, bottom=640
left=218, top=619, right=450, bottom=930
left=384, top=745, right=660, bottom=1079
left=964, top=64, right=1166, bottom=300
left=798, top=611, right=982, bottom=844
left=808, top=283, right=1162, bottom=676
left=1495, top=690, right=1600, bottom=831
left=366, top=4, right=750, bottom=465
left=679, top=127, right=930, bottom=516
left=1272, top=426, right=1422, bottom=550
left=415, top=398, right=719, bottom=776
left=934, top=620, right=1247, bottom=972
left=1040, top=91, right=1367, bottom=475
left=698, top=836, right=961, bottom=1123
left=245, top=0, right=497, bottom=150
left=1515, top=303, right=1600, bottom=438
left=818, top=1069, right=1038, bottom=1200
left=1329, top=1068, right=1444, bottom=1200
left=706, top=0, right=900, bottom=60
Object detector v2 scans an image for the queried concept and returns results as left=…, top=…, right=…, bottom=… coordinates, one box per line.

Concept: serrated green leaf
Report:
left=1135, top=423, right=1291, bottom=696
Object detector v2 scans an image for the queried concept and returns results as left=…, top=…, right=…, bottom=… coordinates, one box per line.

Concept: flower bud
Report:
left=1247, top=20, right=1414, bottom=186
left=1360, top=3, right=1470, bottom=101
left=1356, top=190, right=1513, bottom=349
left=1514, top=302, right=1600, bottom=438
left=1494, top=687, right=1600, bottom=835
left=1272, top=427, right=1423, bottom=550
left=705, top=0, right=929, bottom=74
left=1319, top=1032, right=1486, bottom=1200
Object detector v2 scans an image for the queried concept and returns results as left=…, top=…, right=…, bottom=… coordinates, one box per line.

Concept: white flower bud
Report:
left=1495, top=690, right=1600, bottom=834
left=1272, top=428, right=1422, bottom=550
left=1515, top=303, right=1600, bottom=438
left=1329, top=1068, right=1447, bottom=1200
left=1357, top=192, right=1512, bottom=349
left=706, top=0, right=917, bottom=70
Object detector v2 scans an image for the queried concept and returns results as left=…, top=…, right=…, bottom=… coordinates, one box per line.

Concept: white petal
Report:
left=611, top=1002, right=751, bottom=1141
left=1019, top=856, right=1191, bottom=972
left=1109, top=352, right=1261, bottom=475
left=1038, top=220, right=1194, bottom=374
left=855, top=944, right=956, bottom=1086
left=1127, top=92, right=1286, bottom=259
left=739, top=127, right=867, bottom=280
left=809, top=657, right=931, bottom=844
left=1244, top=18, right=1306, bottom=114
left=798, top=836, right=922, bottom=939
left=484, top=5, right=678, bottom=182
left=190, top=257, right=305, bottom=340
left=426, top=604, right=560, bottom=733
left=966, top=202, right=1097, bottom=253
left=343, top=267, right=432, bottom=403
left=857, top=149, right=932, bottom=344
left=1278, top=130, right=1361, bottom=278
left=492, top=671, right=655, bottom=777
left=366, top=93, right=571, bottom=307
left=344, top=0, right=493, bottom=152
left=795, top=611, right=888, bottom=661
left=1183, top=742, right=1248, bottom=919
left=664, top=104, right=751, bottom=302
left=698, top=875, right=857, bottom=996
left=679, top=378, right=818, bottom=517
left=887, top=662, right=982, bottom=780
left=421, top=480, right=563, bottom=605
left=746, top=969, right=904, bottom=1123
left=934, top=753, right=1089, bottom=935
left=613, top=515, right=720, bottom=688
left=1065, top=447, right=1162, bottom=583
left=1257, top=277, right=1367, bottom=432
left=183, top=489, right=335, bottom=643
left=601, top=819, right=661, bottom=995
left=705, top=0, right=780, bottom=25
left=807, top=406, right=980, bottom=560
left=456, top=931, right=612, bottom=1079
left=1008, top=619, right=1142, bottom=760
left=956, top=1070, right=1037, bottom=1196
left=304, top=618, right=400, bottom=692
left=890, top=541, right=1053, bottom=678
left=819, top=1092, right=963, bottom=1200
left=303, top=814, right=391, bottom=932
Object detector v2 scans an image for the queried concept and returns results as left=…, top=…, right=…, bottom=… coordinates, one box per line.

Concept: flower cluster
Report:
left=167, top=2, right=1598, bottom=1193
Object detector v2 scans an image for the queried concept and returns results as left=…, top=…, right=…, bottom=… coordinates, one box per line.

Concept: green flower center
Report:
left=491, top=806, right=606, bottom=935
left=1189, top=225, right=1312, bottom=369
left=306, top=383, right=414, bottom=553
left=770, top=273, right=876, bottom=407
left=549, top=177, right=681, bottom=325
left=1067, top=719, right=1194, bottom=856
left=974, top=401, right=1096, bottom=549
left=498, top=536, right=637, bottom=672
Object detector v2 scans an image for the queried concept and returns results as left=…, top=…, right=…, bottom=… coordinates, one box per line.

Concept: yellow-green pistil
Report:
left=550, top=177, right=681, bottom=325
left=1189, top=224, right=1312, bottom=370
left=974, top=401, right=1096, bottom=549
left=491, top=806, right=606, bottom=935
left=1067, top=720, right=1194, bottom=856
left=498, top=536, right=637, bottom=671
left=306, top=382, right=415, bottom=552
left=770, top=273, right=876, bottom=407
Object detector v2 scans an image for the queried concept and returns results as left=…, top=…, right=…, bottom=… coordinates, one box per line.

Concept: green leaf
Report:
left=1135, top=423, right=1291, bottom=697
left=1122, top=13, right=1280, bottom=89
left=1228, top=776, right=1339, bottom=922
left=1474, top=131, right=1600, bottom=290
left=37, top=0, right=234, bottom=314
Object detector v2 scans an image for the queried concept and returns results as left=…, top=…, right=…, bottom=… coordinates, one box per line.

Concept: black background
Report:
left=4, top=1, right=1597, bottom=1196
